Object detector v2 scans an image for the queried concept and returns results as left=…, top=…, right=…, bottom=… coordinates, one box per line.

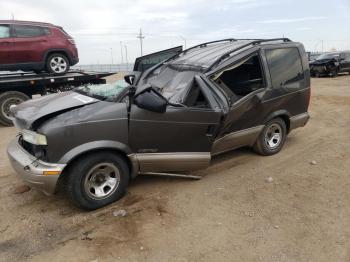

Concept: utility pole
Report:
left=321, top=40, right=324, bottom=52
left=120, top=41, right=124, bottom=66
left=110, top=48, right=114, bottom=72
left=124, top=45, right=128, bottom=70
left=11, top=13, right=14, bottom=20
left=179, top=35, right=187, bottom=49
left=137, top=28, right=145, bottom=56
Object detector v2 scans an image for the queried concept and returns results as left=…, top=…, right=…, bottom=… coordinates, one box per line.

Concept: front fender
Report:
left=58, top=140, right=132, bottom=164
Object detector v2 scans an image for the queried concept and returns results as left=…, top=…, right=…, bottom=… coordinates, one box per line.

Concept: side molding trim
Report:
left=211, top=125, right=264, bottom=156
left=141, top=172, right=202, bottom=180
left=134, top=152, right=211, bottom=173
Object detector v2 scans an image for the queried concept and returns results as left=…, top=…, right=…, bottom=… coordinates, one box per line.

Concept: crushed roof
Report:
left=169, top=39, right=293, bottom=70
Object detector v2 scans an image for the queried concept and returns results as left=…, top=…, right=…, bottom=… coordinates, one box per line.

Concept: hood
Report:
left=12, top=91, right=99, bottom=130
left=310, top=58, right=338, bottom=66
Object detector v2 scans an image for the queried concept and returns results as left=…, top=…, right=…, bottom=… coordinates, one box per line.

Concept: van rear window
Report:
left=265, top=48, right=304, bottom=88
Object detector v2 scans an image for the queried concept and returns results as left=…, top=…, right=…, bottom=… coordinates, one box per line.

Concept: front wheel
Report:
left=46, top=53, right=70, bottom=74
left=67, top=152, right=129, bottom=210
left=253, top=117, right=287, bottom=156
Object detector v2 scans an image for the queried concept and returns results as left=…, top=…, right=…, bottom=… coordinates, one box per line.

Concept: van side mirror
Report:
left=134, top=87, right=167, bottom=113
left=124, top=74, right=136, bottom=85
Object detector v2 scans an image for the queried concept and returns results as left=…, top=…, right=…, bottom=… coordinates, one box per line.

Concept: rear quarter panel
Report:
left=259, top=43, right=310, bottom=119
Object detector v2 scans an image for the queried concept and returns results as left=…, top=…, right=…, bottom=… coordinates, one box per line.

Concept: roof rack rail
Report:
left=182, top=38, right=237, bottom=54
left=234, top=38, right=291, bottom=42
left=205, top=38, right=292, bottom=72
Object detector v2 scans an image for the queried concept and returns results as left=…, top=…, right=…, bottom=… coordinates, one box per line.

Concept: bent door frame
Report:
left=204, top=47, right=270, bottom=155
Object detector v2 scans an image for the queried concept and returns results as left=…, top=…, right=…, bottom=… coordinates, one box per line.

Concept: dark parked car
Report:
left=7, top=38, right=310, bottom=210
left=309, top=51, right=350, bottom=77
left=0, top=20, right=78, bottom=74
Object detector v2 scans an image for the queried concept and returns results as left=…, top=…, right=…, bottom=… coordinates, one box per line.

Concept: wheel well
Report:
left=277, top=115, right=290, bottom=133
left=57, top=149, right=134, bottom=190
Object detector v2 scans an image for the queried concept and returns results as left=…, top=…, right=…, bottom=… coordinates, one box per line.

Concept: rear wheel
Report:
left=0, top=91, right=30, bottom=126
left=46, top=53, right=70, bottom=74
left=67, top=152, right=129, bottom=210
left=253, top=117, right=287, bottom=156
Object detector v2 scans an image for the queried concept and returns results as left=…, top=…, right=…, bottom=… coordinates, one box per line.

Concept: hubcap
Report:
left=84, top=163, right=120, bottom=200
left=1, top=97, right=24, bottom=121
left=264, top=123, right=282, bottom=150
left=50, top=56, right=67, bottom=73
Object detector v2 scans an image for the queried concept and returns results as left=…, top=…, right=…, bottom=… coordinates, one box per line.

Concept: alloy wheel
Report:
left=49, top=56, right=68, bottom=73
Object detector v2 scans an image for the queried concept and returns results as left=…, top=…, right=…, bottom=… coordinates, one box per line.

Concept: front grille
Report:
left=311, top=66, right=326, bottom=73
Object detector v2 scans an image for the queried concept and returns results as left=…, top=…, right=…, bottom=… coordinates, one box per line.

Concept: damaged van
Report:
left=7, top=39, right=310, bottom=210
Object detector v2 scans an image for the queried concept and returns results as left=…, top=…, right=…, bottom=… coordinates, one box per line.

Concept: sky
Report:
left=1, top=0, right=350, bottom=64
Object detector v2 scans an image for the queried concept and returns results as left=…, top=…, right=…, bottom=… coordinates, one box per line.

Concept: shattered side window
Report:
left=145, top=67, right=196, bottom=104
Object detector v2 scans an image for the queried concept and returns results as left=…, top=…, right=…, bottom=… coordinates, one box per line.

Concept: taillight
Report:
left=67, top=38, right=75, bottom=45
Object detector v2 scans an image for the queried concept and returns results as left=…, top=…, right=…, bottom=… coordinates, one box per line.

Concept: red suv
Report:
left=0, top=20, right=78, bottom=74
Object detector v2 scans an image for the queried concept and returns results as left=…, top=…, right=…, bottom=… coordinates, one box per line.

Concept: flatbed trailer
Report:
left=0, top=71, right=114, bottom=126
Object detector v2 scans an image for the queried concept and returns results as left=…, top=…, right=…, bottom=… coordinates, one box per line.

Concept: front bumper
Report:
left=310, top=65, right=332, bottom=75
left=7, top=138, right=66, bottom=195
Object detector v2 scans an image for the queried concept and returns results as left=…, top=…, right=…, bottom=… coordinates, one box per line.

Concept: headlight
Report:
left=22, top=129, right=47, bottom=145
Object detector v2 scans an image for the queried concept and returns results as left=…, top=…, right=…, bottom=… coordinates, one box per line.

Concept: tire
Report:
left=66, top=152, right=129, bottom=210
left=330, top=68, right=338, bottom=77
left=253, top=117, right=287, bottom=156
left=46, top=53, right=70, bottom=74
left=0, top=91, right=30, bottom=126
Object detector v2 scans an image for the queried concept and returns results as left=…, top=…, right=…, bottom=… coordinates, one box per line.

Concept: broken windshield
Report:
left=74, top=80, right=129, bottom=101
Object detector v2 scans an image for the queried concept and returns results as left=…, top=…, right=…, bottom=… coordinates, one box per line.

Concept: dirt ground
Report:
left=0, top=74, right=349, bottom=262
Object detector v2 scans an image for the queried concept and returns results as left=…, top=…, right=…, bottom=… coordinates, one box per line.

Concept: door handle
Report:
left=206, top=125, right=216, bottom=137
